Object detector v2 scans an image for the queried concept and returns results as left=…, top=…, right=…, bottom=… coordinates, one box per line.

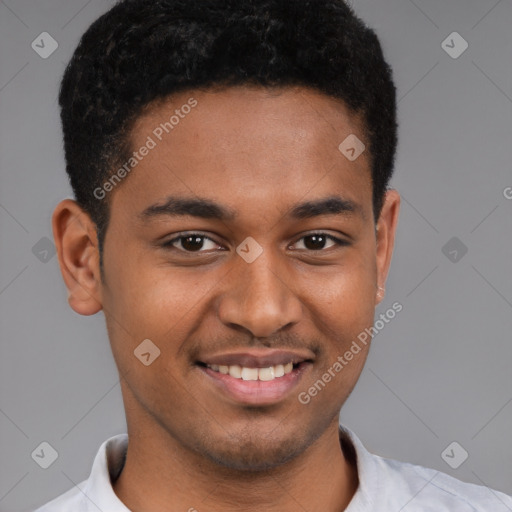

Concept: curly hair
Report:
left=59, top=0, right=397, bottom=253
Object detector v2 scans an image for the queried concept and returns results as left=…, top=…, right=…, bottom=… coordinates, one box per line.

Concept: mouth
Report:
left=204, top=361, right=296, bottom=381
left=195, top=350, right=314, bottom=405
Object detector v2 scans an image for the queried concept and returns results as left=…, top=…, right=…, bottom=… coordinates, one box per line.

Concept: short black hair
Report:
left=59, top=0, right=397, bottom=255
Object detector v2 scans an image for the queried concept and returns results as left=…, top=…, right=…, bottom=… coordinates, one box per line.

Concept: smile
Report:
left=205, top=362, right=294, bottom=381
left=196, top=349, right=315, bottom=405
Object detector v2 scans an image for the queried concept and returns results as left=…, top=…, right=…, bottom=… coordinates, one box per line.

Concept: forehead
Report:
left=112, top=86, right=373, bottom=223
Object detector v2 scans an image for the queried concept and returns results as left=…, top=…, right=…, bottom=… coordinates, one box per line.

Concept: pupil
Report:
left=305, top=234, right=325, bottom=250
left=182, top=236, right=203, bottom=251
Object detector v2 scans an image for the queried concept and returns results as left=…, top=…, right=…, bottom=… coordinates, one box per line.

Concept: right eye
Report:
left=162, top=233, right=224, bottom=253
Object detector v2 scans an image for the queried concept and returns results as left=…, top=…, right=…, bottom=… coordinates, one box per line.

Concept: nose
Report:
left=217, top=249, right=303, bottom=338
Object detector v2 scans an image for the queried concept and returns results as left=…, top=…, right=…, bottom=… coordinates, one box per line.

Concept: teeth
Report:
left=207, top=362, right=296, bottom=381
left=258, top=367, right=275, bottom=381
left=241, top=367, right=259, bottom=381
left=229, top=364, right=242, bottom=379
left=274, top=364, right=285, bottom=377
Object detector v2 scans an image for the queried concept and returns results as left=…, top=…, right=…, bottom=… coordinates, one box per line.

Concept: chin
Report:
left=202, top=435, right=307, bottom=472
left=189, top=420, right=325, bottom=472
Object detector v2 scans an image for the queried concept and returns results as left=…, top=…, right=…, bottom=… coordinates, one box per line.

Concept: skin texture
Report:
left=53, top=86, right=400, bottom=512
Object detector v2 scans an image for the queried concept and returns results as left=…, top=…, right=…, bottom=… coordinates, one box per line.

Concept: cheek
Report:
left=300, top=251, right=377, bottom=391
left=104, top=246, right=210, bottom=326
left=101, top=253, right=225, bottom=381
left=308, top=248, right=377, bottom=323
left=300, top=270, right=375, bottom=405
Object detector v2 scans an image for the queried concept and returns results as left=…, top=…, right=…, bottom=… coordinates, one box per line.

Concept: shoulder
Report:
left=340, top=426, right=512, bottom=511
left=32, top=481, right=86, bottom=512
left=32, top=433, right=129, bottom=512
left=374, top=454, right=512, bottom=511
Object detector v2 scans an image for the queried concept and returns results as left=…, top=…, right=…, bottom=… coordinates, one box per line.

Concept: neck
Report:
left=113, top=416, right=358, bottom=512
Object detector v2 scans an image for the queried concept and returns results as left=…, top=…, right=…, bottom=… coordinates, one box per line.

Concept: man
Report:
left=36, top=0, right=512, bottom=510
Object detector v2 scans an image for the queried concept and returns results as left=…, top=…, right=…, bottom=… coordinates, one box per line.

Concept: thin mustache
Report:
left=185, top=335, right=322, bottom=361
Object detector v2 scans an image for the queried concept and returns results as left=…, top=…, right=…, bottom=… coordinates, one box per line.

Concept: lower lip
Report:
left=198, top=363, right=311, bottom=405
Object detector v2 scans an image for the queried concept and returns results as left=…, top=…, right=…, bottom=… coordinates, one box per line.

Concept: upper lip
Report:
left=199, top=349, right=315, bottom=368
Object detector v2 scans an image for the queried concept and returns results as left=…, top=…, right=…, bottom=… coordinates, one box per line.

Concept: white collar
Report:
left=80, top=425, right=374, bottom=511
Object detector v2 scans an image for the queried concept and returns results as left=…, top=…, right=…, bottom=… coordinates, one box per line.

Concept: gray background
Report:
left=1, top=0, right=511, bottom=510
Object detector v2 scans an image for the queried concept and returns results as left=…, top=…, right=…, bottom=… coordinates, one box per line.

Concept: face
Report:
left=55, top=86, right=399, bottom=471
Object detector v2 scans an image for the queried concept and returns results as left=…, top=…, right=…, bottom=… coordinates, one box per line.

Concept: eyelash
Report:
left=161, top=232, right=350, bottom=254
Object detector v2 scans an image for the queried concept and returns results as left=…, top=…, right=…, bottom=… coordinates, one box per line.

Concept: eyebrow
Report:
left=289, top=196, right=362, bottom=220
left=139, top=196, right=237, bottom=221
left=138, top=195, right=363, bottom=222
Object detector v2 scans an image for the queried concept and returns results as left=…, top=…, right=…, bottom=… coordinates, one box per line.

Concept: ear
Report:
left=52, top=199, right=103, bottom=315
left=374, top=189, right=400, bottom=305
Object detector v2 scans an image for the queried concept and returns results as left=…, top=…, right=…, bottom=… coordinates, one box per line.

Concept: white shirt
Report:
left=34, top=425, right=512, bottom=511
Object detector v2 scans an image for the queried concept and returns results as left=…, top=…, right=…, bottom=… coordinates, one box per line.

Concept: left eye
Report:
left=291, top=233, right=345, bottom=251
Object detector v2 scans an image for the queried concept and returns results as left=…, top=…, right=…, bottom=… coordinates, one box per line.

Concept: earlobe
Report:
left=52, top=199, right=103, bottom=316
left=374, top=189, right=400, bottom=305
left=376, top=285, right=386, bottom=304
